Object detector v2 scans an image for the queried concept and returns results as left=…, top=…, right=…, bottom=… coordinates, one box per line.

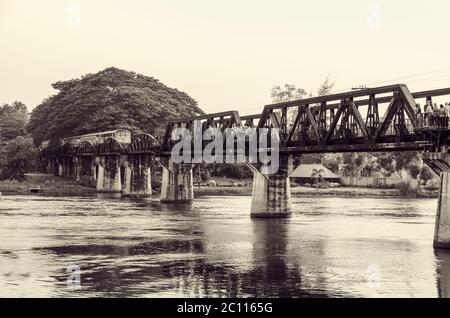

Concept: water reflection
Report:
left=434, top=251, right=450, bottom=298
left=0, top=194, right=444, bottom=297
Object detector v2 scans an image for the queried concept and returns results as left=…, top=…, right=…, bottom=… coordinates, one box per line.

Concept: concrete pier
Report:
left=249, top=159, right=292, bottom=218
left=102, top=156, right=122, bottom=193
left=434, top=172, right=450, bottom=249
left=128, top=155, right=152, bottom=197
left=160, top=160, right=193, bottom=203
left=96, top=161, right=105, bottom=192
left=57, top=159, right=63, bottom=177
left=121, top=164, right=132, bottom=195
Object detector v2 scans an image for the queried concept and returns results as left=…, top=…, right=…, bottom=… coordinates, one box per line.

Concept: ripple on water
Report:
left=0, top=194, right=443, bottom=297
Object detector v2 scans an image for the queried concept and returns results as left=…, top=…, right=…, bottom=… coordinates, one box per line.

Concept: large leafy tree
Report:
left=0, top=101, right=28, bottom=142
left=1, top=136, right=38, bottom=180
left=27, top=67, right=204, bottom=146
left=0, top=101, right=37, bottom=180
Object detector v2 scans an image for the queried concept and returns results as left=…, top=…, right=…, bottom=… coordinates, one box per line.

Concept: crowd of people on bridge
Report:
left=415, top=102, right=450, bottom=129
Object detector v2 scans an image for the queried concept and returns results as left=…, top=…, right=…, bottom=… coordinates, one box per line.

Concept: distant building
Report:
left=290, top=164, right=341, bottom=184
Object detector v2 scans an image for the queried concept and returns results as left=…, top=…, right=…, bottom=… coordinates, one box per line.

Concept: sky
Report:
left=1, top=0, right=450, bottom=115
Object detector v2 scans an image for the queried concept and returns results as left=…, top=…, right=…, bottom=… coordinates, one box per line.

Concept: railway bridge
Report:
left=43, top=84, right=450, bottom=249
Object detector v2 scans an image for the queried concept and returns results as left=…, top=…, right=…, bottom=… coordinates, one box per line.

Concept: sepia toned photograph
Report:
left=2, top=0, right=450, bottom=304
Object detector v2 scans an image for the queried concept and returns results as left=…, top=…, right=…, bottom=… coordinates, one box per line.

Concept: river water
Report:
left=0, top=193, right=449, bottom=298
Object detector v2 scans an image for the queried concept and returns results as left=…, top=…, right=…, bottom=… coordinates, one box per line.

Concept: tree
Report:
left=27, top=67, right=204, bottom=146
left=420, top=166, right=434, bottom=183
left=311, top=168, right=324, bottom=185
left=407, top=163, right=421, bottom=179
left=392, top=152, right=420, bottom=172
left=271, top=84, right=307, bottom=103
left=1, top=136, right=38, bottom=180
left=317, top=75, right=335, bottom=96
left=362, top=157, right=379, bottom=177
left=209, top=163, right=252, bottom=179
left=375, top=154, right=397, bottom=177
left=0, top=101, right=28, bottom=142
left=323, top=154, right=341, bottom=173
left=341, top=153, right=362, bottom=177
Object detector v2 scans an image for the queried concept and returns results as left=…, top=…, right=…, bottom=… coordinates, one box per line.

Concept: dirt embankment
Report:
left=0, top=174, right=95, bottom=195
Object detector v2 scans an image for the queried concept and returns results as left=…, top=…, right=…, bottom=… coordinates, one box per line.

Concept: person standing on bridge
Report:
left=415, top=103, right=423, bottom=127
left=433, top=103, right=439, bottom=127
left=439, top=105, right=446, bottom=128
left=425, top=102, right=433, bottom=127
left=444, top=103, right=450, bottom=128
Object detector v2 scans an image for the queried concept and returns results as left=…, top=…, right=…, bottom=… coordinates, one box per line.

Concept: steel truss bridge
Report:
left=159, top=84, right=450, bottom=172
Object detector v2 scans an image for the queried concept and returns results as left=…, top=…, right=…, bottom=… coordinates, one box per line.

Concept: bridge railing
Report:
left=416, top=113, right=450, bottom=130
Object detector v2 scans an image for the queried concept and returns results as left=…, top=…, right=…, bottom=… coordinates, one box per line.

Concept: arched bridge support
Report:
left=245, top=155, right=294, bottom=218
left=159, top=158, right=194, bottom=203
left=424, top=150, right=450, bottom=249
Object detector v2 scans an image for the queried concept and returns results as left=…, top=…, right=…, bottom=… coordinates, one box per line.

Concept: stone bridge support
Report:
left=126, top=154, right=152, bottom=197
left=424, top=150, right=450, bottom=249
left=95, top=156, right=122, bottom=193
left=56, top=156, right=77, bottom=178
left=160, top=159, right=193, bottom=203
left=246, top=155, right=294, bottom=218
left=77, top=156, right=96, bottom=188
left=55, top=158, right=64, bottom=176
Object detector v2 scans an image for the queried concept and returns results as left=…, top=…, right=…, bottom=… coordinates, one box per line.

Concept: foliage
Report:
left=27, top=67, right=204, bottom=146
left=271, top=84, right=307, bottom=103
left=317, top=75, right=335, bottom=96
left=326, top=151, right=425, bottom=178
left=209, top=163, right=252, bottom=180
left=0, top=101, right=28, bottom=142
left=407, top=163, right=421, bottom=179
left=420, top=166, right=434, bottom=182
left=1, top=136, right=38, bottom=180
left=341, top=153, right=363, bottom=177
left=0, top=101, right=36, bottom=180
left=310, top=168, right=324, bottom=184
left=323, top=154, right=341, bottom=173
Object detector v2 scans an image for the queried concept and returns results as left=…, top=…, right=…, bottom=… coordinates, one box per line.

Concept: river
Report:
left=0, top=194, right=449, bottom=298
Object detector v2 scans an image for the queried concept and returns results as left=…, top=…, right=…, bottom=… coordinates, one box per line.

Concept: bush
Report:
left=407, top=163, right=421, bottom=179
left=209, top=164, right=252, bottom=179
left=420, top=166, right=434, bottom=183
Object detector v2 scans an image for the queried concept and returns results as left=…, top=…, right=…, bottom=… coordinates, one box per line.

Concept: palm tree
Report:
left=311, top=168, right=325, bottom=185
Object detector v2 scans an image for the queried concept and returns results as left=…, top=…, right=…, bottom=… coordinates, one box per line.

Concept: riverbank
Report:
left=0, top=174, right=439, bottom=198
left=194, top=185, right=439, bottom=198
left=0, top=174, right=95, bottom=195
